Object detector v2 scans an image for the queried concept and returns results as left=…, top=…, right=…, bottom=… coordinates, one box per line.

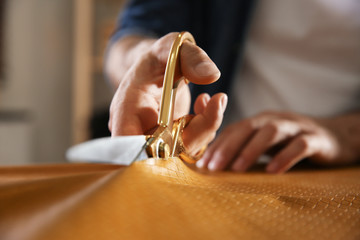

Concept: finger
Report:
left=198, top=119, right=256, bottom=171
left=266, top=133, right=319, bottom=173
left=150, top=32, right=179, bottom=64
left=194, top=93, right=211, bottom=115
left=174, top=81, right=191, bottom=119
left=109, top=87, right=159, bottom=136
left=110, top=110, right=144, bottom=136
left=182, top=93, right=227, bottom=156
left=150, top=32, right=220, bottom=85
left=180, top=41, right=220, bottom=84
left=232, top=120, right=302, bottom=172
left=198, top=112, right=279, bottom=170
left=133, top=32, right=182, bottom=86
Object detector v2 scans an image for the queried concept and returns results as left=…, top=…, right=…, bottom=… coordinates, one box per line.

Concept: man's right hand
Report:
left=105, top=32, right=227, bottom=156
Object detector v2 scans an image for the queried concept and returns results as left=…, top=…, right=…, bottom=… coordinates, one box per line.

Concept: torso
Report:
left=224, top=0, right=360, bottom=126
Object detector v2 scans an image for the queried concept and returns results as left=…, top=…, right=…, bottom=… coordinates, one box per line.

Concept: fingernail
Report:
left=194, top=61, right=220, bottom=77
left=196, top=158, right=205, bottom=168
left=196, top=151, right=210, bottom=168
left=208, top=160, right=218, bottom=171
left=220, top=95, right=228, bottom=113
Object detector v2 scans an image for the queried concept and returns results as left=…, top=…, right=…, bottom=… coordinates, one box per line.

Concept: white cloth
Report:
left=224, top=0, right=360, bottom=125
left=66, top=136, right=148, bottom=165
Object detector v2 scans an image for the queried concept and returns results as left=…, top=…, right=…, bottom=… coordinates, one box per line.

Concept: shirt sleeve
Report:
left=110, top=0, right=195, bottom=45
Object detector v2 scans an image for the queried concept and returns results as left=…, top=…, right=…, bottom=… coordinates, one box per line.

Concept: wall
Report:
left=0, top=0, right=73, bottom=164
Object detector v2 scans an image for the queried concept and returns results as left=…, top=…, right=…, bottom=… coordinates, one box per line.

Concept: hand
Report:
left=107, top=32, right=227, bottom=155
left=196, top=111, right=358, bottom=173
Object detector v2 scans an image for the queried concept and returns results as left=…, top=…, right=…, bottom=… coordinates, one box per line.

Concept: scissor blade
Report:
left=129, top=137, right=155, bottom=164
left=66, top=135, right=148, bottom=165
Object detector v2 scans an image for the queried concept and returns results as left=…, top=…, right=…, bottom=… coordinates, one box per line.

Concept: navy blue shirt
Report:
left=111, top=0, right=256, bottom=108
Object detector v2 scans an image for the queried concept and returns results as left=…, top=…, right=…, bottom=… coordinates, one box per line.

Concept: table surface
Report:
left=0, top=158, right=359, bottom=240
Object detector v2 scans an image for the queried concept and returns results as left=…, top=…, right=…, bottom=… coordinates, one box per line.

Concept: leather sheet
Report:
left=0, top=158, right=359, bottom=240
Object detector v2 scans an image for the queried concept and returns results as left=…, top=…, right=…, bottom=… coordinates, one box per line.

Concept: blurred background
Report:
left=0, top=0, right=125, bottom=165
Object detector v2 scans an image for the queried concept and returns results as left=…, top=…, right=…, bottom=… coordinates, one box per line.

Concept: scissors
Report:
left=67, top=32, right=203, bottom=165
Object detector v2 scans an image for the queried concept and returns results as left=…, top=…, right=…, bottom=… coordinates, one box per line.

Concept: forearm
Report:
left=105, top=35, right=156, bottom=88
left=317, top=112, right=360, bottom=164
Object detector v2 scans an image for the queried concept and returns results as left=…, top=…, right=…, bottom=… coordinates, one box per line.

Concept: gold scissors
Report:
left=66, top=32, right=205, bottom=165
left=132, top=32, right=204, bottom=164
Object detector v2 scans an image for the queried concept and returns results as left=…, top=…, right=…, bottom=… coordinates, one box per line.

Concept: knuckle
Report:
left=203, top=117, right=220, bottom=132
left=238, top=119, right=256, bottom=131
left=264, top=121, right=279, bottom=134
left=295, top=136, right=310, bottom=151
left=263, top=121, right=284, bottom=141
left=139, top=50, right=157, bottom=67
left=222, top=121, right=249, bottom=136
left=182, top=41, right=200, bottom=55
left=222, top=124, right=237, bottom=135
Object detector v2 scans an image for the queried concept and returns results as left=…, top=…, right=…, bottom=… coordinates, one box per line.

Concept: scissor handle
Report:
left=158, top=32, right=196, bottom=128
left=147, top=32, right=203, bottom=161
left=171, top=115, right=206, bottom=163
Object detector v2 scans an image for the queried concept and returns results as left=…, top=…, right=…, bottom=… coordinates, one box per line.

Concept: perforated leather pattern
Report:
left=0, top=159, right=359, bottom=240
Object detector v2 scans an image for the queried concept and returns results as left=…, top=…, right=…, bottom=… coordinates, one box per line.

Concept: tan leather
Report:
left=0, top=158, right=359, bottom=240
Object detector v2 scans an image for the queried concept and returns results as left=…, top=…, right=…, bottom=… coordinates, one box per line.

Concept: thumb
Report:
left=150, top=32, right=220, bottom=85
left=180, top=41, right=221, bottom=85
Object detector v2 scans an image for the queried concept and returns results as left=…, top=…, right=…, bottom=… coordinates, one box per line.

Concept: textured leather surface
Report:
left=0, top=158, right=359, bottom=240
